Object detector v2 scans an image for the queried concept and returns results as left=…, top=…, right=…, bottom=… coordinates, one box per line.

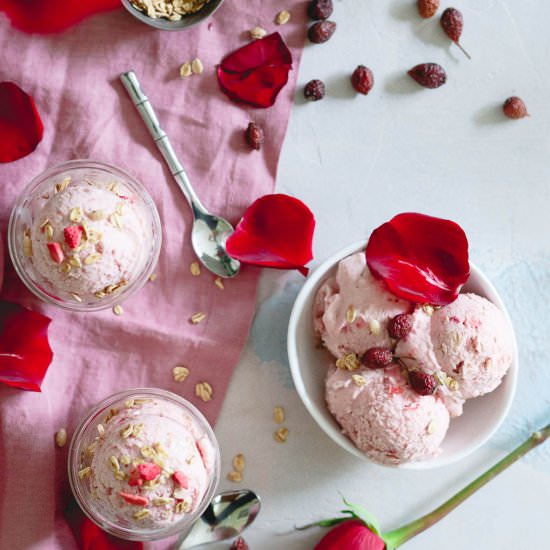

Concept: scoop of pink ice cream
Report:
left=430, top=293, right=514, bottom=400
left=86, top=398, right=215, bottom=531
left=395, top=307, right=465, bottom=417
left=30, top=179, right=151, bottom=303
left=314, top=252, right=409, bottom=357
left=326, top=364, right=450, bottom=465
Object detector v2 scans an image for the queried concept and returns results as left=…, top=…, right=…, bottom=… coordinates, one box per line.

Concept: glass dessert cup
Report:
left=8, top=160, right=162, bottom=312
left=68, top=388, right=221, bottom=542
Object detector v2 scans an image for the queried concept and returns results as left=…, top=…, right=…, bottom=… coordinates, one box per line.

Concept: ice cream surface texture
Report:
left=82, top=398, right=216, bottom=531
left=326, top=365, right=450, bottom=465
left=314, top=251, right=514, bottom=465
left=430, top=293, right=515, bottom=400
left=313, top=253, right=409, bottom=357
left=29, top=177, right=150, bottom=303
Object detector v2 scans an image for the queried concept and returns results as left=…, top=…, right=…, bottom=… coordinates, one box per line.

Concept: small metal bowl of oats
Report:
left=121, top=0, right=224, bottom=30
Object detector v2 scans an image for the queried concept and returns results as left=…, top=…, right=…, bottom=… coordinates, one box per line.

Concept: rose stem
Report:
left=382, top=422, right=550, bottom=549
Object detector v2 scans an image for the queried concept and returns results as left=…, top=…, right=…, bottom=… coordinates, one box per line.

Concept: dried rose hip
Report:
left=440, top=7, right=471, bottom=59
left=308, top=20, right=336, bottom=43
left=308, top=0, right=333, bottom=20
left=408, top=63, right=447, bottom=89
left=362, top=347, right=394, bottom=369
left=417, top=0, right=439, bottom=18
left=503, top=96, right=529, bottom=119
left=304, top=79, right=326, bottom=101
left=245, top=122, right=264, bottom=150
left=408, top=370, right=437, bottom=396
left=351, top=65, right=374, bottom=95
left=230, top=537, right=249, bottom=550
left=388, top=313, right=414, bottom=340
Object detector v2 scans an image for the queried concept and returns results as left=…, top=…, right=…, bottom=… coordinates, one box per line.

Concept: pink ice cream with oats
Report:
left=395, top=306, right=466, bottom=417
left=29, top=177, right=151, bottom=303
left=430, top=293, right=514, bottom=400
left=314, top=250, right=514, bottom=465
left=326, top=365, right=450, bottom=465
left=314, top=252, right=410, bottom=357
left=85, top=398, right=215, bottom=530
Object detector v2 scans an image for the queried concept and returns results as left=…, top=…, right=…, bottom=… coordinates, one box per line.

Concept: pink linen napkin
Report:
left=0, top=2, right=307, bottom=548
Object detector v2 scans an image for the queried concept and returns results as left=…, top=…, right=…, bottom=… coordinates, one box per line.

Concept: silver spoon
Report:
left=120, top=70, right=240, bottom=279
left=175, top=489, right=261, bottom=549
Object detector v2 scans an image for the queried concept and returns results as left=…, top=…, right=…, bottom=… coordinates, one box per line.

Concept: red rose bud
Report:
left=314, top=519, right=386, bottom=550
left=366, top=213, right=469, bottom=306
left=217, top=33, right=292, bottom=108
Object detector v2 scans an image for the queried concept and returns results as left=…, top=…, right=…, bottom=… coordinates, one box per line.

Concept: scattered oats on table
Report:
left=190, top=261, right=201, bottom=276
left=148, top=272, right=158, bottom=282
left=250, top=26, right=267, bottom=39
left=190, top=312, right=206, bottom=324
left=273, top=406, right=285, bottom=424
left=55, top=428, right=67, bottom=448
left=195, top=381, right=213, bottom=402
left=227, top=470, right=243, bottom=483
left=172, top=365, right=190, bottom=382
left=276, top=9, right=291, bottom=25
left=180, top=62, right=192, bottom=78
left=113, top=304, right=124, bottom=316
left=274, top=427, right=289, bottom=443
left=191, top=58, right=204, bottom=75
left=232, top=453, right=245, bottom=472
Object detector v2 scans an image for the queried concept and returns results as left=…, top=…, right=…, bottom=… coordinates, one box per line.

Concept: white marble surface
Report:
left=215, top=0, right=550, bottom=548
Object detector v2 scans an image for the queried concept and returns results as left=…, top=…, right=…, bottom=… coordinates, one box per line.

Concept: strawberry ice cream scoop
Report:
left=314, top=252, right=410, bottom=358
left=84, top=398, right=217, bottom=531
left=395, top=306, right=466, bottom=417
left=29, top=178, right=151, bottom=303
left=326, top=365, right=450, bottom=465
left=430, top=293, right=514, bottom=400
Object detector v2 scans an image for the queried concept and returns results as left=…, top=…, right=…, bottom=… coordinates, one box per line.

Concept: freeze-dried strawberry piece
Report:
left=64, top=225, right=84, bottom=249
left=119, top=492, right=149, bottom=506
left=173, top=471, right=189, bottom=489
left=137, top=463, right=161, bottom=481
left=127, top=466, right=144, bottom=487
left=47, top=242, right=65, bottom=264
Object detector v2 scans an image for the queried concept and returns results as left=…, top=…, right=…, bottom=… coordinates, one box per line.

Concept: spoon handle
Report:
left=119, top=70, right=206, bottom=214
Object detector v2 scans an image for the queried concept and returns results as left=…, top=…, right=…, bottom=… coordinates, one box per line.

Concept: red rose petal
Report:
left=0, top=302, right=53, bottom=391
left=217, top=32, right=293, bottom=108
left=0, top=82, right=44, bottom=163
left=66, top=498, right=144, bottom=550
left=366, top=212, right=469, bottom=306
left=0, top=0, right=120, bottom=34
left=314, top=519, right=386, bottom=550
left=226, top=194, right=315, bottom=275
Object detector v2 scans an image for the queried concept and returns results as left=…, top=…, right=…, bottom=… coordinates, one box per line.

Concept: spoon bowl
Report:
left=176, top=489, right=261, bottom=549
left=120, top=71, right=240, bottom=279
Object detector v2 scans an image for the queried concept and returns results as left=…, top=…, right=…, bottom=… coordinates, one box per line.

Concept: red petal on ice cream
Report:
left=217, top=32, right=292, bottom=108
left=0, top=302, right=53, bottom=391
left=366, top=213, right=469, bottom=306
left=226, top=194, right=315, bottom=275
left=0, top=82, right=44, bottom=163
left=0, top=0, right=120, bottom=34
left=314, top=519, right=386, bottom=550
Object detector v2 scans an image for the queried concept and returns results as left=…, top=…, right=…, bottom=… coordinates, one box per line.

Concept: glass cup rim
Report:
left=8, top=159, right=162, bottom=312
left=68, top=387, right=221, bottom=541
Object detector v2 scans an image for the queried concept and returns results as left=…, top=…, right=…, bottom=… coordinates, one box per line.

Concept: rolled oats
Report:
left=172, top=365, right=190, bottom=382
left=276, top=9, right=291, bottom=25
left=274, top=427, right=289, bottom=443
left=226, top=471, right=243, bottom=483
left=195, top=381, right=213, bottom=402
left=55, top=428, right=67, bottom=448
left=273, top=406, right=285, bottom=424
left=191, top=58, right=204, bottom=75
left=232, top=453, right=245, bottom=472
left=250, top=26, right=267, bottom=39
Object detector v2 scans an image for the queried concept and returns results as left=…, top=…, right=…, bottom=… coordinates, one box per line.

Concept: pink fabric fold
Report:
left=0, top=2, right=307, bottom=548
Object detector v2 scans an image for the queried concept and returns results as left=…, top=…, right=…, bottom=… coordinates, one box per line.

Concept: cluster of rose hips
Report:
left=361, top=312, right=437, bottom=396
left=303, top=0, right=529, bottom=119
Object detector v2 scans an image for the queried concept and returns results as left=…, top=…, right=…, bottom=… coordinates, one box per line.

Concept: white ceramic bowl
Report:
left=287, top=240, right=518, bottom=469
